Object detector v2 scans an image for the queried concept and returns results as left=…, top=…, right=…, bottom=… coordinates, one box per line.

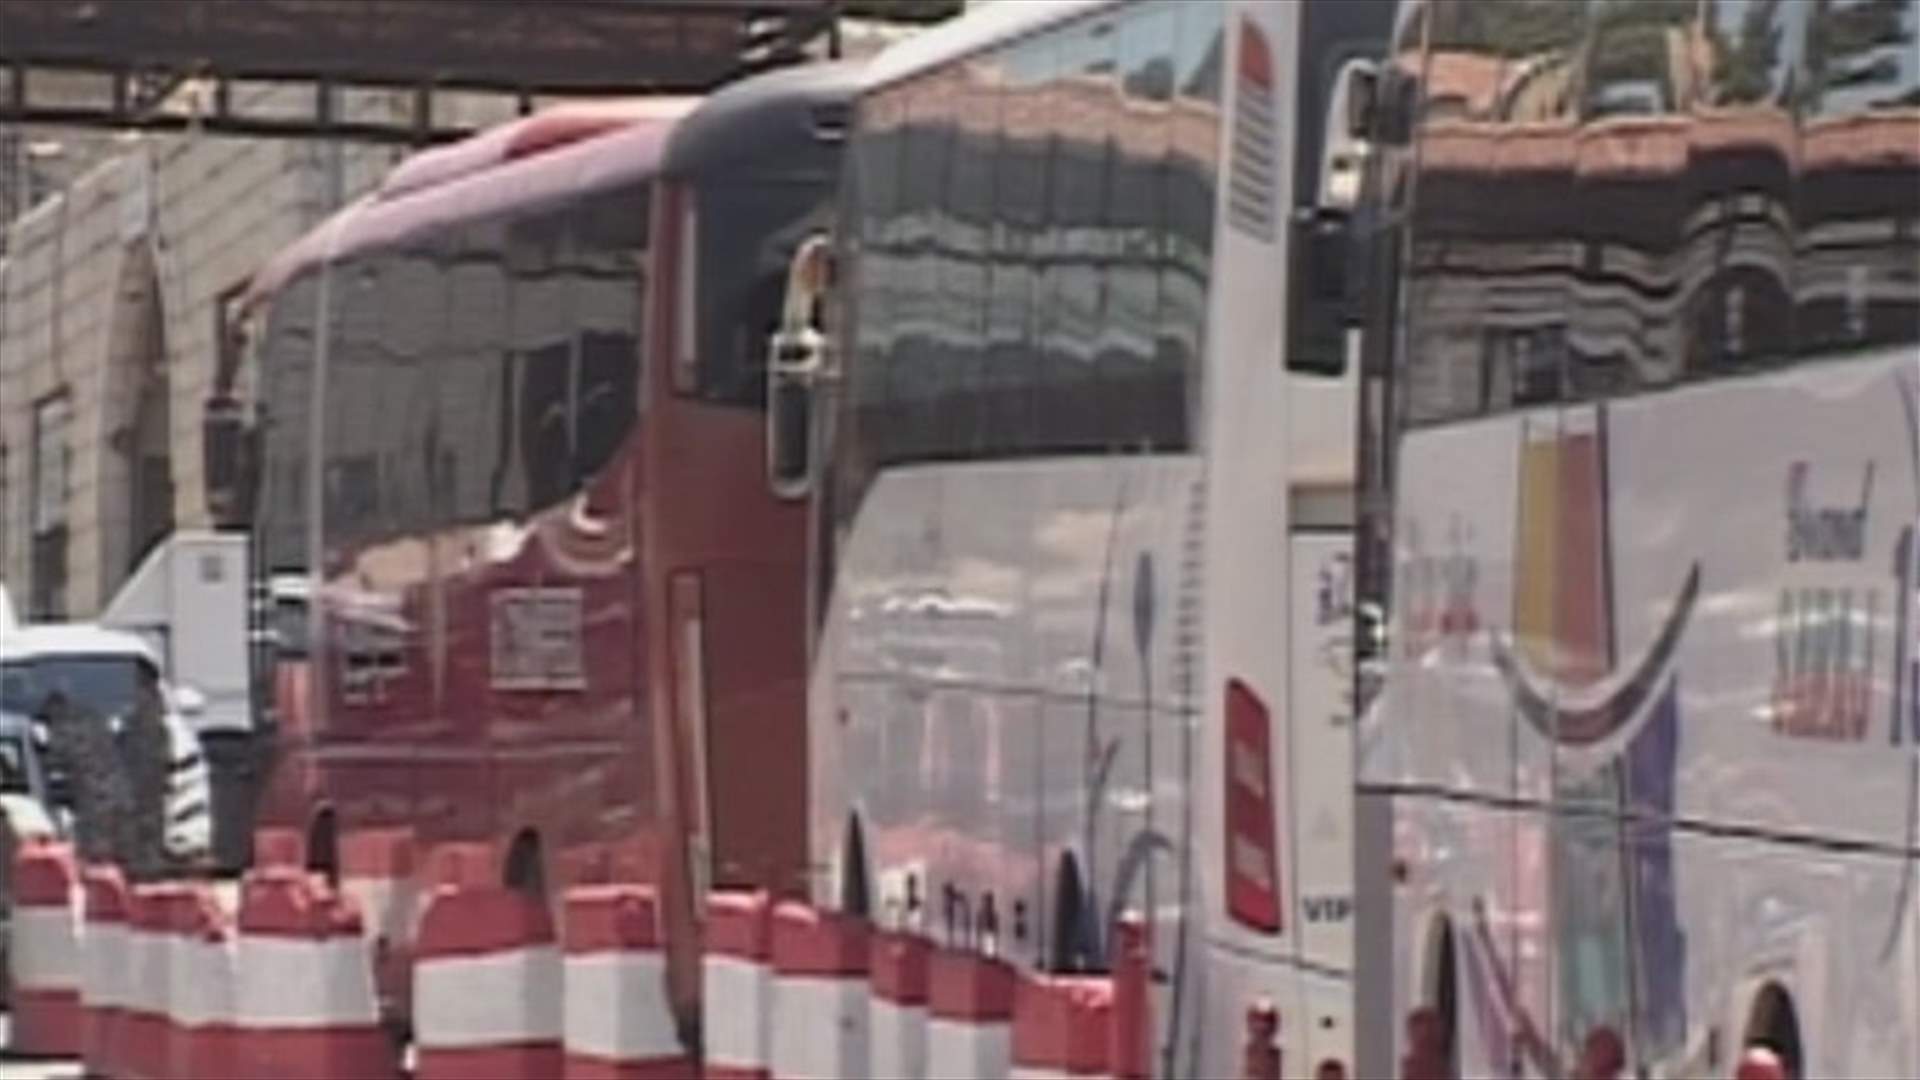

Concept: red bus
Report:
left=210, top=64, right=859, bottom=1037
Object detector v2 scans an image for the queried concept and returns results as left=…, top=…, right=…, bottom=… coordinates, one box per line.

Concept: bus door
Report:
left=1286, top=497, right=1357, bottom=1070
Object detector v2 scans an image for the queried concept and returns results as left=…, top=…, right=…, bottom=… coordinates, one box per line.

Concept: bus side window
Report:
left=1570, top=0, right=1698, bottom=397
left=1793, top=0, right=1920, bottom=360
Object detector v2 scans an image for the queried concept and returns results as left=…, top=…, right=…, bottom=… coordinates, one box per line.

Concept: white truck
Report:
left=97, top=532, right=261, bottom=872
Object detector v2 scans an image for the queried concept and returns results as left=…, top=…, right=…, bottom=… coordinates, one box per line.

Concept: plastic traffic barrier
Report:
left=122, top=884, right=180, bottom=1080
left=561, top=885, right=687, bottom=1078
left=7, top=839, right=83, bottom=1058
left=166, top=884, right=237, bottom=1080
left=80, top=865, right=132, bottom=1079
left=703, top=891, right=774, bottom=1080
left=1110, top=915, right=1152, bottom=1080
left=1011, top=974, right=1111, bottom=1080
left=926, top=946, right=1016, bottom=1079
left=413, top=885, right=563, bottom=1080
left=340, top=828, right=418, bottom=1020
left=869, top=931, right=931, bottom=1079
left=251, top=827, right=303, bottom=868
left=1239, top=999, right=1281, bottom=1080
left=769, top=901, right=870, bottom=1079
left=231, top=867, right=397, bottom=1080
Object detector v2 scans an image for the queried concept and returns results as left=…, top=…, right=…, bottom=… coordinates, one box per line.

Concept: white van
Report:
left=0, top=623, right=214, bottom=864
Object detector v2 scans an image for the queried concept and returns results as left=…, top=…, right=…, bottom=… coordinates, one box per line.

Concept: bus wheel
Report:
left=840, top=816, right=871, bottom=918
left=1740, top=982, right=1802, bottom=1080
left=503, top=830, right=546, bottom=901
left=305, top=809, right=339, bottom=888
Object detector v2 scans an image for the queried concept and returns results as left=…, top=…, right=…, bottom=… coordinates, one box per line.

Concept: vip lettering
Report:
left=1785, top=462, right=1874, bottom=562
left=1303, top=895, right=1353, bottom=923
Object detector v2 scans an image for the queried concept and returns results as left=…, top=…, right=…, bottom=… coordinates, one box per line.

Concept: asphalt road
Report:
left=0, top=1016, right=81, bottom=1080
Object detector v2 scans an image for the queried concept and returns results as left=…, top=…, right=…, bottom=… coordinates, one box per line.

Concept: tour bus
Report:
left=767, top=2, right=1395, bottom=1075
left=214, top=63, right=859, bottom=1033
left=1354, top=0, right=1920, bottom=1076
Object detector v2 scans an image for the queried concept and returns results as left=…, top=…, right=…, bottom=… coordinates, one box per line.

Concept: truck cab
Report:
left=0, top=623, right=214, bottom=867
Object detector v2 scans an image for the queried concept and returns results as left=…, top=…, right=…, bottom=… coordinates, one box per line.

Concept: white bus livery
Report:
left=1358, top=0, right=1920, bottom=1077
left=768, top=1, right=1395, bottom=1076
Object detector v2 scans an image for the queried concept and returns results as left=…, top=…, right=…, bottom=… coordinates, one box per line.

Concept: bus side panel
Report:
left=1286, top=531, right=1355, bottom=1060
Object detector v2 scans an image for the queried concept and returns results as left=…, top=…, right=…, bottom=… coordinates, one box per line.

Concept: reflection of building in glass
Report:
left=0, top=87, right=517, bottom=617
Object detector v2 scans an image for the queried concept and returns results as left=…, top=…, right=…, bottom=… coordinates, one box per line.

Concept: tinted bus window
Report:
left=255, top=273, right=318, bottom=578
left=1403, top=0, right=1587, bottom=423
left=1795, top=0, right=1920, bottom=356
left=694, top=181, right=828, bottom=408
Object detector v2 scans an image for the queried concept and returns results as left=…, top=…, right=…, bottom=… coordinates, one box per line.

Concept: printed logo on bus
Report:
left=1489, top=411, right=1700, bottom=750
left=1226, top=17, right=1278, bottom=241
left=1473, top=404, right=1691, bottom=1062
left=1223, top=678, right=1282, bottom=934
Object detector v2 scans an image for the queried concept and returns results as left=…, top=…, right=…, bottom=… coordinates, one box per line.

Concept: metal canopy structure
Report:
left=0, top=0, right=844, bottom=143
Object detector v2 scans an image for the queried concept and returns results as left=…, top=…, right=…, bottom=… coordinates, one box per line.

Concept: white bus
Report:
left=1356, top=0, right=1920, bottom=1076
left=766, top=1, right=1396, bottom=1076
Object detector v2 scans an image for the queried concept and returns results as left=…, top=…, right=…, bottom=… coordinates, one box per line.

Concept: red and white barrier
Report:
left=414, top=885, right=562, bottom=1080
left=251, top=827, right=304, bottom=869
left=927, top=947, right=1016, bottom=1079
left=561, top=885, right=686, bottom=1079
left=230, top=867, right=397, bottom=1080
left=7, top=839, right=83, bottom=1058
left=769, top=901, right=870, bottom=1079
left=1011, top=975, right=1112, bottom=1080
left=166, top=884, right=237, bottom=1080
left=340, top=828, right=419, bottom=1019
left=122, top=884, right=179, bottom=1080
left=703, top=891, right=773, bottom=1080
left=1110, top=915, right=1152, bottom=1080
left=869, top=931, right=930, bottom=1079
left=80, top=865, right=132, bottom=1079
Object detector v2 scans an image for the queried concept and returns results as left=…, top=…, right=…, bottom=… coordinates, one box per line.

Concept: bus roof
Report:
left=246, top=98, right=695, bottom=305
left=661, top=60, right=864, bottom=180
left=857, top=0, right=1120, bottom=93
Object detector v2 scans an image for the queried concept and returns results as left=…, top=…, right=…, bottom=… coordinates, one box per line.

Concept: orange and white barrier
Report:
left=340, top=828, right=418, bottom=1018
left=414, top=886, right=562, bottom=1080
left=769, top=901, right=870, bottom=1079
left=1011, top=975, right=1112, bottom=1080
left=230, top=868, right=396, bottom=1080
left=869, top=931, right=931, bottom=1079
left=926, top=947, right=1016, bottom=1079
left=80, top=865, right=132, bottom=1079
left=703, top=891, right=773, bottom=1080
left=561, top=885, right=686, bottom=1079
left=166, top=884, right=237, bottom=1080
left=7, top=839, right=83, bottom=1058
left=122, top=884, right=178, bottom=1080
left=1110, top=916, right=1152, bottom=1080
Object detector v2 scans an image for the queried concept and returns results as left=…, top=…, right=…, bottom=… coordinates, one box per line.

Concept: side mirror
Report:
left=174, top=685, right=208, bottom=719
left=766, top=234, right=834, bottom=501
left=1345, top=62, right=1380, bottom=141
left=1286, top=207, right=1359, bottom=376
left=203, top=395, right=256, bottom=527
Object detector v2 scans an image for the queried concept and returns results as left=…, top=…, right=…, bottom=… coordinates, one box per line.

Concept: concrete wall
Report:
left=0, top=85, right=455, bottom=618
